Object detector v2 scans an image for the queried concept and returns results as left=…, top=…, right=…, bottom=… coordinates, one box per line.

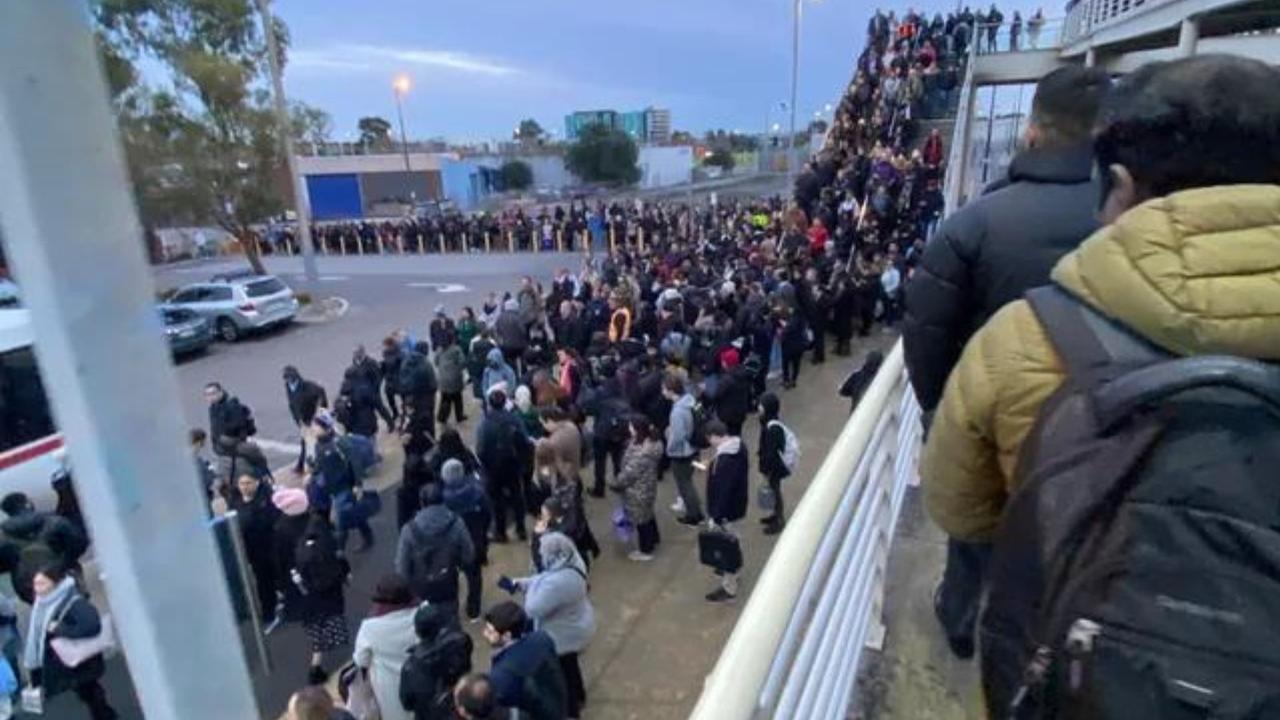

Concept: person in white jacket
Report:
left=500, top=532, right=595, bottom=719
left=353, top=574, right=419, bottom=720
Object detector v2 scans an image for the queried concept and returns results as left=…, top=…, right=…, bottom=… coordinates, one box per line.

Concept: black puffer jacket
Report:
left=902, top=143, right=1100, bottom=412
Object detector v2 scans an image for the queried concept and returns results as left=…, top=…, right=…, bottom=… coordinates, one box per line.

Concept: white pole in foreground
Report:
left=258, top=0, right=320, bottom=285
left=0, top=4, right=259, bottom=719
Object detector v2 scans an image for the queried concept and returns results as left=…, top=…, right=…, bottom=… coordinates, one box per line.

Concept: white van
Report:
left=0, top=309, right=61, bottom=510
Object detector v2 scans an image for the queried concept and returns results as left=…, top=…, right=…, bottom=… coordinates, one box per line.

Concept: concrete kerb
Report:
left=295, top=296, right=349, bottom=324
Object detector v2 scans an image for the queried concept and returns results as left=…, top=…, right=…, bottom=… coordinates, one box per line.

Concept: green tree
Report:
left=291, top=102, right=332, bottom=149
left=704, top=148, right=736, bottom=171
left=565, top=123, right=641, bottom=185
left=670, top=129, right=696, bottom=145
left=500, top=160, right=534, bottom=191
left=515, top=118, right=545, bottom=143
left=95, top=0, right=297, bottom=274
left=357, top=116, right=394, bottom=150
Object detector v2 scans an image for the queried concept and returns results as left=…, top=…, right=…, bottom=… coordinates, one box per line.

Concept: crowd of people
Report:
left=903, top=50, right=1280, bottom=717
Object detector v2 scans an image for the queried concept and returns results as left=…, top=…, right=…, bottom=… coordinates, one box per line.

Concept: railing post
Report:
left=340, top=235, right=348, bottom=255
left=484, top=231, right=491, bottom=253
left=439, top=232, right=446, bottom=254
left=507, top=230, right=515, bottom=253
left=375, top=233, right=384, bottom=255
left=557, top=229, right=564, bottom=252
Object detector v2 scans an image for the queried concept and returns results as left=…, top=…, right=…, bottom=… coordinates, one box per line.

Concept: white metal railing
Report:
left=1062, top=0, right=1175, bottom=44
left=943, top=45, right=977, bottom=216
left=690, top=340, right=922, bottom=720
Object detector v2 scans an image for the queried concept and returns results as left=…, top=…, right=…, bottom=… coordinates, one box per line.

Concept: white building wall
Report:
left=295, top=152, right=449, bottom=175
left=637, top=145, right=693, bottom=189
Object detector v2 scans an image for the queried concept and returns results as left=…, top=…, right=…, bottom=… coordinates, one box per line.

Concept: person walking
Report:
left=428, top=306, right=456, bottom=356
left=380, top=337, right=405, bottom=430
left=399, top=342, right=439, bottom=440
left=480, top=349, right=517, bottom=404
left=205, top=381, right=258, bottom=481
left=395, top=484, right=475, bottom=624
left=350, top=345, right=394, bottom=431
left=284, top=366, right=328, bottom=474
left=399, top=603, right=474, bottom=720
left=483, top=602, right=568, bottom=720
left=663, top=374, right=704, bottom=526
left=440, top=459, right=492, bottom=623
left=903, top=65, right=1111, bottom=660
left=270, top=487, right=311, bottom=631
left=609, top=417, right=663, bottom=561
left=335, top=366, right=380, bottom=439
left=476, top=389, right=531, bottom=542
left=353, top=574, right=419, bottom=720
left=293, top=515, right=351, bottom=682
left=435, top=331, right=468, bottom=426
left=704, top=420, right=749, bottom=604
left=22, top=564, right=118, bottom=719
left=311, top=414, right=374, bottom=553
left=500, top=532, right=595, bottom=719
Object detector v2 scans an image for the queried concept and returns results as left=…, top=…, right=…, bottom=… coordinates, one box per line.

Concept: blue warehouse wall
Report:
left=440, top=160, right=480, bottom=211
left=306, top=173, right=363, bottom=220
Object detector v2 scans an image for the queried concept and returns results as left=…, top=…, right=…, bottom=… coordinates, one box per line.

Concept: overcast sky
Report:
left=274, top=0, right=1050, bottom=142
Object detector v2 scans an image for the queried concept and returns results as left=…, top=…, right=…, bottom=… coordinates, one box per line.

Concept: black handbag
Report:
left=698, top=527, right=743, bottom=573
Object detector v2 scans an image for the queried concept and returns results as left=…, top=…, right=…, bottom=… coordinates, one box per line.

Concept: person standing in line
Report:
left=435, top=330, right=469, bottom=426
left=395, top=484, right=474, bottom=625
left=1027, top=8, right=1045, bottom=49
left=452, top=674, right=501, bottom=720
left=23, top=564, right=118, bottom=719
left=456, top=307, right=480, bottom=358
left=499, top=532, right=595, bottom=719
left=476, top=390, right=531, bottom=542
left=985, top=4, right=1003, bottom=53
left=1010, top=10, right=1022, bottom=51
left=286, top=685, right=355, bottom=720
left=610, top=417, right=664, bottom=561
left=429, top=306, right=456, bottom=357
left=757, top=393, right=792, bottom=536
left=229, top=473, right=282, bottom=627
left=703, top=420, right=749, bottom=604
left=440, top=459, right=492, bottom=623
left=663, top=373, right=704, bottom=526
left=353, top=574, right=419, bottom=720
left=293, top=515, right=351, bottom=682
left=284, top=365, right=328, bottom=475
left=399, top=602, right=474, bottom=720
left=483, top=601, right=569, bottom=720
left=778, top=307, right=809, bottom=390
left=270, top=487, right=311, bottom=632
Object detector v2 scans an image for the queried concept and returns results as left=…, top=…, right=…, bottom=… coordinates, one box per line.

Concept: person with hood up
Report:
left=435, top=330, right=468, bottom=426
left=353, top=574, right=418, bottom=720
left=499, top=532, right=595, bottom=719
left=441, top=459, right=493, bottom=622
left=399, top=602, right=474, bottom=720
left=395, top=484, right=475, bottom=625
left=293, top=515, right=351, bottom=682
left=480, top=348, right=517, bottom=405
left=229, top=473, right=282, bottom=626
left=494, top=299, right=528, bottom=375
left=704, top=419, right=749, bottom=604
left=0, top=492, right=89, bottom=604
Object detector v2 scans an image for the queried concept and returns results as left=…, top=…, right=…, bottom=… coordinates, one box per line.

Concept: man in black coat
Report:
left=284, top=365, right=328, bottom=474
left=901, top=65, right=1111, bottom=661
left=704, top=420, right=748, bottom=604
left=205, top=381, right=257, bottom=480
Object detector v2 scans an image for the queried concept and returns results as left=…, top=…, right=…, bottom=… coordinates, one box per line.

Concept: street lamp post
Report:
left=788, top=0, right=802, bottom=197
left=255, top=0, right=318, bottom=284
left=393, top=74, right=412, bottom=174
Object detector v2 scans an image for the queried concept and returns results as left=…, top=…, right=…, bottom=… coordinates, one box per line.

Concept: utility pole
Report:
left=394, top=75, right=413, bottom=173
left=787, top=0, right=802, bottom=200
left=256, top=0, right=319, bottom=284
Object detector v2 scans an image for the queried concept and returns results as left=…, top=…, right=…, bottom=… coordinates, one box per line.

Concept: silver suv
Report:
left=164, top=273, right=298, bottom=342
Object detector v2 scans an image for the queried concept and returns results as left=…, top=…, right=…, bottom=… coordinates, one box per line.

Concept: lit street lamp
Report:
left=393, top=74, right=412, bottom=173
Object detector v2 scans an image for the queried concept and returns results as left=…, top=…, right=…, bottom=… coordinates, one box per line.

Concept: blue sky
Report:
left=275, top=0, right=1048, bottom=142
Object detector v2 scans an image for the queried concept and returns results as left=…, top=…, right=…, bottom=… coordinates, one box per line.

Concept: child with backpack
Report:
left=757, top=393, right=799, bottom=535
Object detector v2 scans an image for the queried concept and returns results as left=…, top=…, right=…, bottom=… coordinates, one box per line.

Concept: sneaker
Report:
left=307, top=665, right=328, bottom=685
left=677, top=515, right=705, bottom=527
left=932, top=581, right=976, bottom=659
left=628, top=551, right=655, bottom=562
left=705, top=588, right=737, bottom=604
left=670, top=498, right=686, bottom=515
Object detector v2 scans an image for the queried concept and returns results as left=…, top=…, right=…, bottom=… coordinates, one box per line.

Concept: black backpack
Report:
left=689, top=402, right=712, bottom=450
left=400, top=631, right=473, bottom=720
left=409, top=517, right=461, bottom=603
left=981, top=286, right=1280, bottom=719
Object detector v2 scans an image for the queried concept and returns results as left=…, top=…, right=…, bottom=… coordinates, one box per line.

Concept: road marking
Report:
left=319, top=275, right=349, bottom=281
left=407, top=282, right=468, bottom=293
left=251, top=438, right=300, bottom=455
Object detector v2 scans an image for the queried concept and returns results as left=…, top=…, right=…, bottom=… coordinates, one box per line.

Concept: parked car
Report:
left=161, top=306, right=213, bottom=356
left=165, top=273, right=298, bottom=342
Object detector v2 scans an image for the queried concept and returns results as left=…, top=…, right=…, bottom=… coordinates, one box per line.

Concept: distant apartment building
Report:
left=564, top=106, right=672, bottom=144
left=645, top=107, right=671, bottom=144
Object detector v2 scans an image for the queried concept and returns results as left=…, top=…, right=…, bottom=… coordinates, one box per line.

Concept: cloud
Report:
left=289, top=44, right=519, bottom=77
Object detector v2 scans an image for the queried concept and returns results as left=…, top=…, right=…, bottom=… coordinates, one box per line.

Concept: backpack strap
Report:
left=1094, top=356, right=1280, bottom=431
left=1025, top=285, right=1168, bottom=378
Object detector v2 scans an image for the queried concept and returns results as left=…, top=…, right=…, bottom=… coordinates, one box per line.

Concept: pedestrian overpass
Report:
left=691, top=2, right=1280, bottom=718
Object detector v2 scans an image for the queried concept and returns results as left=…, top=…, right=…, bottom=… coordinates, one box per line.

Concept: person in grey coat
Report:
left=501, top=532, right=595, bottom=718
left=663, top=373, right=704, bottom=525
left=435, top=330, right=469, bottom=425
left=494, top=299, right=528, bottom=374
left=395, top=483, right=475, bottom=623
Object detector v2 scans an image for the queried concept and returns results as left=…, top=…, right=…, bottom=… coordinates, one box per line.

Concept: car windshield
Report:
left=162, top=308, right=195, bottom=325
left=244, top=278, right=286, bottom=297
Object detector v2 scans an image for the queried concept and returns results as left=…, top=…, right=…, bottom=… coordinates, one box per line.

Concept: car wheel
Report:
left=217, top=318, right=240, bottom=342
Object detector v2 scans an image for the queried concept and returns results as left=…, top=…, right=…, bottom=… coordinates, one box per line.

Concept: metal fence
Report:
left=690, top=341, right=922, bottom=719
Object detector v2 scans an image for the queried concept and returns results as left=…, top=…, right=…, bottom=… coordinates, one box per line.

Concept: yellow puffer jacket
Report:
left=922, top=185, right=1280, bottom=542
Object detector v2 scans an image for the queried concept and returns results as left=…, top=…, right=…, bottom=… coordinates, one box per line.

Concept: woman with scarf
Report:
left=24, top=564, right=118, bottom=719
left=501, top=532, right=596, bottom=719
left=353, top=574, right=419, bottom=720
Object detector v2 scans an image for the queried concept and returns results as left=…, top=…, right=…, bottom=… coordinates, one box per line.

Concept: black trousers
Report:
left=811, top=326, right=827, bottom=363
left=75, top=680, right=118, bottom=720
left=559, top=652, right=587, bottom=717
left=384, top=386, right=400, bottom=420
left=764, top=474, right=786, bottom=524
left=637, top=518, right=660, bottom=553
left=936, top=539, right=992, bottom=655
left=463, top=562, right=483, bottom=620
left=592, top=438, right=625, bottom=494
left=489, top=467, right=526, bottom=539
left=437, top=391, right=465, bottom=424
left=782, top=353, right=803, bottom=385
